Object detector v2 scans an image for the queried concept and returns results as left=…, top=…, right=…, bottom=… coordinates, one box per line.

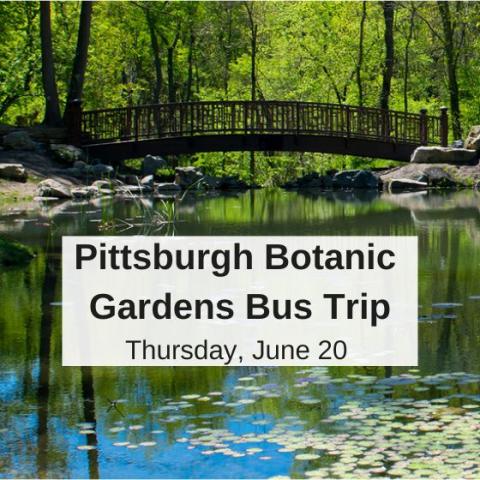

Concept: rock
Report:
left=142, top=154, right=167, bottom=175
left=37, top=179, right=72, bottom=198
left=117, top=185, right=145, bottom=195
left=140, top=175, right=154, bottom=192
left=352, top=170, right=379, bottom=189
left=452, top=139, right=464, bottom=148
left=71, top=186, right=98, bottom=199
left=333, top=170, right=359, bottom=189
left=282, top=172, right=325, bottom=189
left=201, top=175, right=224, bottom=189
left=140, top=175, right=154, bottom=187
left=299, top=172, right=324, bottom=188
left=91, top=163, right=114, bottom=177
left=423, top=167, right=458, bottom=188
left=174, top=166, right=204, bottom=188
left=3, top=131, right=36, bottom=150
left=91, top=179, right=114, bottom=195
left=64, top=167, right=86, bottom=178
left=411, top=146, right=477, bottom=164
left=465, top=126, right=480, bottom=150
left=387, top=179, right=428, bottom=192
left=123, top=174, right=140, bottom=185
left=50, top=144, right=84, bottom=164
left=156, top=182, right=181, bottom=193
left=219, top=176, right=248, bottom=190
left=0, top=163, right=27, bottom=182
left=73, top=160, right=88, bottom=170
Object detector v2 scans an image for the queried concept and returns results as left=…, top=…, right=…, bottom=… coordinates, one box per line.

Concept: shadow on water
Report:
left=81, top=367, right=99, bottom=479
left=36, top=256, right=56, bottom=479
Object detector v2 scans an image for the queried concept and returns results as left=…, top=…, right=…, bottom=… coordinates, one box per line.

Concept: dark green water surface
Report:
left=0, top=189, right=479, bottom=478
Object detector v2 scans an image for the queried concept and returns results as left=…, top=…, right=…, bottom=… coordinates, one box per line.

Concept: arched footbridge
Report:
left=66, top=100, right=448, bottom=162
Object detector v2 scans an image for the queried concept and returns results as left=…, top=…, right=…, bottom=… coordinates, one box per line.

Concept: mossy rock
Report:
left=0, top=236, right=34, bottom=268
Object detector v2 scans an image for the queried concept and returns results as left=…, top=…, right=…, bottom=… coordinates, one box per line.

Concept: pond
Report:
left=0, top=188, right=479, bottom=478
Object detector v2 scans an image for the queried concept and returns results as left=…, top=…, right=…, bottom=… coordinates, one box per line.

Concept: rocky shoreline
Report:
left=2, top=129, right=480, bottom=204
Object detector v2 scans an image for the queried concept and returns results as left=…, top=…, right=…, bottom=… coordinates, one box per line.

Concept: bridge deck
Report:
left=66, top=100, right=448, bottom=162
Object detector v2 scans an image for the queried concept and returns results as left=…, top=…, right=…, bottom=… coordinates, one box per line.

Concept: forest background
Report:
left=1, top=1, right=477, bottom=183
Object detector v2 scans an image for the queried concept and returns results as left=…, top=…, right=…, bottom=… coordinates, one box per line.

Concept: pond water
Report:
left=0, top=188, right=479, bottom=478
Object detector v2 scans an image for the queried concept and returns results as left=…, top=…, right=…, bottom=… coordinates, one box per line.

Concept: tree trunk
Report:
left=437, top=1, right=462, bottom=139
left=167, top=47, right=175, bottom=103
left=64, top=1, right=93, bottom=116
left=356, top=1, right=367, bottom=107
left=403, top=5, right=416, bottom=112
left=380, top=1, right=395, bottom=110
left=247, top=5, right=257, bottom=183
left=251, top=24, right=257, bottom=102
left=184, top=30, right=194, bottom=102
left=40, top=1, right=62, bottom=126
left=146, top=11, right=162, bottom=104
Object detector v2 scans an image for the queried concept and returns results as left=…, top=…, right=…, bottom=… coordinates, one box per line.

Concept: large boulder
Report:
left=411, top=146, right=477, bottom=164
left=387, top=178, right=428, bottom=192
left=50, top=144, right=84, bottom=164
left=174, top=166, right=203, bottom=188
left=0, top=163, right=27, bottom=182
left=465, top=126, right=480, bottom=150
left=142, top=154, right=167, bottom=175
left=423, top=167, right=458, bottom=188
left=352, top=170, right=379, bottom=189
left=3, top=131, right=36, bottom=151
left=37, top=179, right=72, bottom=199
left=333, top=170, right=359, bottom=189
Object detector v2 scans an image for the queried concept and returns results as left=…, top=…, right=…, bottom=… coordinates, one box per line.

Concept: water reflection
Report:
left=0, top=189, right=479, bottom=478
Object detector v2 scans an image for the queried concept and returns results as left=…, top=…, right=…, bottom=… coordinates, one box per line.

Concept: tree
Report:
left=402, top=3, right=417, bottom=113
left=39, top=1, right=61, bottom=125
left=64, top=1, right=93, bottom=118
left=0, top=3, right=38, bottom=119
left=437, top=1, right=462, bottom=139
left=244, top=1, right=258, bottom=103
left=379, top=1, right=395, bottom=110
left=356, top=1, right=367, bottom=106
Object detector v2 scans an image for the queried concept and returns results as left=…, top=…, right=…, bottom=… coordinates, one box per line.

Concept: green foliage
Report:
left=1, top=1, right=479, bottom=177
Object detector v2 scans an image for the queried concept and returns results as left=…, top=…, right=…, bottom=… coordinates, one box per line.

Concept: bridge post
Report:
left=346, top=105, right=351, bottom=138
left=65, top=99, right=82, bottom=146
left=134, top=107, right=139, bottom=142
left=440, top=106, right=448, bottom=146
left=419, top=108, right=428, bottom=145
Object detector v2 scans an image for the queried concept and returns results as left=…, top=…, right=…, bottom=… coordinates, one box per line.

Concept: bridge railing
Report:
left=77, top=101, right=447, bottom=147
